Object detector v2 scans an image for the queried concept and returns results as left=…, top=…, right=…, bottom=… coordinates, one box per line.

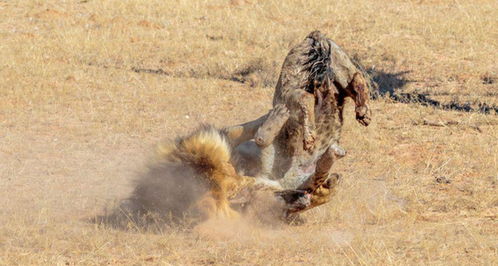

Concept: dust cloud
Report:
left=92, top=148, right=404, bottom=251
left=93, top=152, right=288, bottom=230
left=92, top=158, right=210, bottom=229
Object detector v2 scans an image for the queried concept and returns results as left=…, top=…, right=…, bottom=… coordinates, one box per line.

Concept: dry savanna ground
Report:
left=1, top=0, right=497, bottom=264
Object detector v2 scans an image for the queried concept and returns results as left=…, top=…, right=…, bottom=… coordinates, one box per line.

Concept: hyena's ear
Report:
left=349, top=72, right=372, bottom=126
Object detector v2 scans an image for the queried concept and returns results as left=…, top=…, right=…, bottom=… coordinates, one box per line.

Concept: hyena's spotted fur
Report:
left=224, top=31, right=373, bottom=215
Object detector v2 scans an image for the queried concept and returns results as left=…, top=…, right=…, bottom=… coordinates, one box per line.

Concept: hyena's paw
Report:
left=330, top=143, right=346, bottom=158
left=308, top=173, right=341, bottom=207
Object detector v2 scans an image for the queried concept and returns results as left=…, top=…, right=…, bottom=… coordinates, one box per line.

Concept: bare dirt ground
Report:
left=0, top=0, right=497, bottom=264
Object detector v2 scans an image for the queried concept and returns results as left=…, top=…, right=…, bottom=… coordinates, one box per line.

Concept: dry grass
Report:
left=0, top=0, right=497, bottom=264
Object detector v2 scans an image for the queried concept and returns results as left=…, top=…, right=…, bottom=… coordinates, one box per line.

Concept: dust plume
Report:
left=93, top=148, right=286, bottom=231
left=93, top=155, right=211, bottom=230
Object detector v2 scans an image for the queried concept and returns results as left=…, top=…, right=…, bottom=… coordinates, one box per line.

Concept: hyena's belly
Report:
left=276, top=115, right=342, bottom=189
left=273, top=139, right=333, bottom=189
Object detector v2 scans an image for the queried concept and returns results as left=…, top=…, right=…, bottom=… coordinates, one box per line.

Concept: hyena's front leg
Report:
left=300, top=92, right=317, bottom=151
left=348, top=72, right=372, bottom=127
left=286, top=90, right=317, bottom=151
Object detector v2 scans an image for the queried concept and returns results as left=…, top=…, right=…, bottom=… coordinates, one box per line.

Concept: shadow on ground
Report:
left=88, top=201, right=199, bottom=232
left=367, top=68, right=498, bottom=114
left=112, top=57, right=498, bottom=114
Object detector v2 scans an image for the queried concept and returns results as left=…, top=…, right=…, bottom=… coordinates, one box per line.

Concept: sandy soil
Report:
left=0, top=0, right=497, bottom=264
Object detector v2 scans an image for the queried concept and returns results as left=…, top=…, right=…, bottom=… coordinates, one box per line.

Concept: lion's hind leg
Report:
left=195, top=184, right=241, bottom=220
left=212, top=176, right=244, bottom=219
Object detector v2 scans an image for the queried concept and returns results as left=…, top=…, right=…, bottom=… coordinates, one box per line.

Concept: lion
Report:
left=128, top=125, right=311, bottom=223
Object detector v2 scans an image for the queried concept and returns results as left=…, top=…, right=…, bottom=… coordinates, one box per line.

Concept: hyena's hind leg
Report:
left=275, top=144, right=344, bottom=224
left=254, top=104, right=290, bottom=147
left=221, top=104, right=290, bottom=148
left=222, top=104, right=290, bottom=177
left=296, top=143, right=346, bottom=210
left=222, top=114, right=267, bottom=147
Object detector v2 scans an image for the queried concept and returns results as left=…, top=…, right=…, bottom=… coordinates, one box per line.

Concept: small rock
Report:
left=435, top=176, right=451, bottom=184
